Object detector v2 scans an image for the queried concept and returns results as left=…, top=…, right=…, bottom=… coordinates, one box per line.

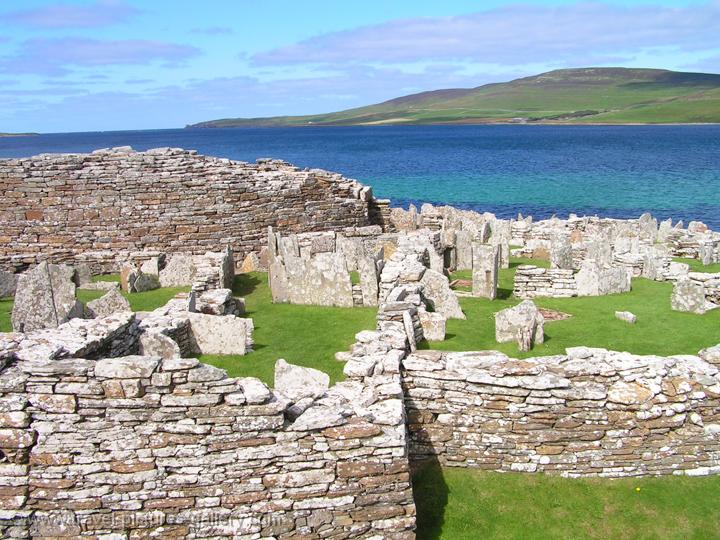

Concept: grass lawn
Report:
left=413, top=461, right=720, bottom=540
left=674, top=257, right=720, bottom=274
left=76, top=285, right=191, bottom=312
left=199, top=272, right=376, bottom=385
left=428, top=258, right=720, bottom=358
left=0, top=298, right=12, bottom=333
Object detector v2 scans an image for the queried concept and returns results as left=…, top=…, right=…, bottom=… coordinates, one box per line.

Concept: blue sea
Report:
left=1, top=125, right=719, bottom=229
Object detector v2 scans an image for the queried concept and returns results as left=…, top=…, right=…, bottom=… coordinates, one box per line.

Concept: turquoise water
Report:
left=1, top=125, right=718, bottom=228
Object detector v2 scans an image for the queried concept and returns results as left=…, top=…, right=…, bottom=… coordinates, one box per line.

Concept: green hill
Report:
left=188, top=68, right=720, bottom=127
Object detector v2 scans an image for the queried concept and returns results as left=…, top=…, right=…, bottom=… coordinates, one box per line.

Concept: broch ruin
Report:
left=1, top=147, right=720, bottom=538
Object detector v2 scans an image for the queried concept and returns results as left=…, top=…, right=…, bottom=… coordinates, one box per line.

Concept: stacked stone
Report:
left=513, top=265, right=577, bottom=298
left=190, top=248, right=234, bottom=292
left=0, top=313, right=139, bottom=364
left=0, top=303, right=419, bottom=538
left=689, top=272, right=720, bottom=304
left=0, top=147, right=378, bottom=272
left=403, top=346, right=720, bottom=477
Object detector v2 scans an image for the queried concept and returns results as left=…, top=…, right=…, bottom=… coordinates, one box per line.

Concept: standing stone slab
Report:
left=671, top=278, right=707, bottom=314
left=0, top=270, right=17, bottom=298
left=472, top=243, right=500, bottom=300
left=358, top=250, right=382, bottom=307
left=495, top=300, right=544, bottom=351
left=11, top=262, right=83, bottom=332
left=576, top=261, right=631, bottom=297
left=159, top=255, right=197, bottom=288
left=85, top=289, right=132, bottom=319
left=419, top=311, right=447, bottom=341
left=420, top=269, right=465, bottom=319
left=455, top=230, right=474, bottom=270
left=187, top=313, right=254, bottom=355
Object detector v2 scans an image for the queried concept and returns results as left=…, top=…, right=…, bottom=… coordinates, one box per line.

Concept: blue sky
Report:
left=0, top=0, right=718, bottom=132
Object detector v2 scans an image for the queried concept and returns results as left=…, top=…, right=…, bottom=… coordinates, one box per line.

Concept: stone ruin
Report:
left=3, top=150, right=720, bottom=537
left=495, top=300, right=545, bottom=352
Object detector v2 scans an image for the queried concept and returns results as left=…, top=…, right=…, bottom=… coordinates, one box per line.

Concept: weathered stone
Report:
left=95, top=356, right=160, bottom=379
left=607, top=381, right=654, bottom=405
left=472, top=243, right=499, bottom=300
left=418, top=311, right=446, bottom=341
left=159, top=255, right=197, bottom=288
left=495, top=300, right=544, bottom=351
left=240, top=252, right=261, bottom=273
left=420, top=269, right=464, bottom=319
left=615, top=311, right=637, bottom=324
left=11, top=262, right=83, bottom=332
left=0, top=270, right=18, bottom=298
left=671, top=278, right=708, bottom=314
left=186, top=313, right=253, bottom=355
left=85, top=289, right=131, bottom=318
left=274, top=359, right=329, bottom=402
left=576, top=261, right=631, bottom=297
left=132, top=271, right=160, bottom=293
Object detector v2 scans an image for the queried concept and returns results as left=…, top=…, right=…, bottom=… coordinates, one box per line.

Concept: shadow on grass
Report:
left=412, top=457, right=450, bottom=540
left=497, top=287, right=513, bottom=300
left=233, top=273, right=262, bottom=297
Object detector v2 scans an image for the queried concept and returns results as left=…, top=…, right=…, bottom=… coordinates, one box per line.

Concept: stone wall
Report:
left=403, top=347, right=720, bottom=477
left=0, top=148, right=376, bottom=272
left=513, top=266, right=577, bottom=298
left=0, top=297, right=417, bottom=538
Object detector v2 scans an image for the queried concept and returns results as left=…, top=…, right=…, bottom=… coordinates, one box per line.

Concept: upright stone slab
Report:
left=159, top=255, right=197, bottom=288
left=419, top=311, right=446, bottom=341
left=420, top=269, right=465, bottom=320
left=0, top=270, right=17, bottom=298
left=550, top=238, right=574, bottom=270
left=358, top=250, right=382, bottom=307
left=11, top=262, right=83, bottom=332
left=187, top=313, right=254, bottom=355
left=455, top=230, right=474, bottom=270
left=472, top=243, right=500, bottom=300
left=495, top=299, right=544, bottom=351
left=576, top=261, right=631, bottom=297
left=85, top=289, right=131, bottom=318
left=671, top=278, right=707, bottom=314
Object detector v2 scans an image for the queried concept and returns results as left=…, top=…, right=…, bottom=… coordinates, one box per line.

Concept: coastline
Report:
left=186, top=120, right=720, bottom=128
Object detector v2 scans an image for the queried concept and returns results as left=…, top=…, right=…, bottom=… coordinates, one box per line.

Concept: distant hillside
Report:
left=0, top=132, right=38, bottom=137
left=188, top=68, right=720, bottom=127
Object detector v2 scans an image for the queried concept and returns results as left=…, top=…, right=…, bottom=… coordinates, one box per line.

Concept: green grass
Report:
left=413, top=461, right=720, bottom=540
left=91, top=274, right=121, bottom=282
left=190, top=68, right=720, bottom=127
left=76, top=283, right=190, bottom=312
left=673, top=257, right=720, bottom=274
left=199, top=272, right=376, bottom=385
left=0, top=298, right=12, bottom=332
left=428, top=257, right=720, bottom=358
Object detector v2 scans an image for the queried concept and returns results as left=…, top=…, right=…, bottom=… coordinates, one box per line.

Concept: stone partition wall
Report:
left=0, top=148, right=377, bottom=272
left=0, top=308, right=417, bottom=538
left=403, top=347, right=720, bottom=477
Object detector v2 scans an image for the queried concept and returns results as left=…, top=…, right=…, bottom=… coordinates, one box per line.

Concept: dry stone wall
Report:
left=403, top=347, right=720, bottom=477
left=0, top=310, right=417, bottom=538
left=0, top=147, right=376, bottom=272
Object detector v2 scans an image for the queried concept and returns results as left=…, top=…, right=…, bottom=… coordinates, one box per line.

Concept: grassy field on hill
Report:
left=189, top=68, right=720, bottom=127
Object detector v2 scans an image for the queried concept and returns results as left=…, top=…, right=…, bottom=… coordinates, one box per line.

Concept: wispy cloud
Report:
left=191, top=26, right=235, bottom=35
left=251, top=2, right=720, bottom=67
left=1, top=0, right=139, bottom=29
left=0, top=38, right=200, bottom=76
left=0, top=64, right=516, bottom=132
